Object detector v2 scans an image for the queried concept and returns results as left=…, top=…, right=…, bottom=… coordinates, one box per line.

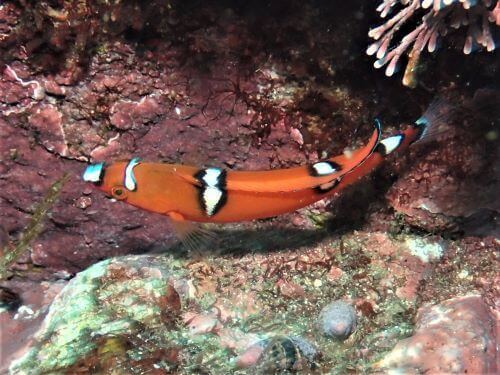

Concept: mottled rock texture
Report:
left=0, top=280, right=65, bottom=374
left=375, top=295, right=497, bottom=374
left=1, top=0, right=498, bottom=279
left=3, top=233, right=498, bottom=373
left=9, top=255, right=186, bottom=374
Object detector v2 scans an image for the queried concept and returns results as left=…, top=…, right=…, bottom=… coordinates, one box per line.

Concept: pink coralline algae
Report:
left=374, top=294, right=497, bottom=374
left=368, top=0, right=499, bottom=87
left=28, top=105, right=68, bottom=156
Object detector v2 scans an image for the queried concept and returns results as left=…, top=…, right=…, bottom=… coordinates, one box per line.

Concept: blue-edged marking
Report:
left=83, top=162, right=105, bottom=184
left=124, top=158, right=141, bottom=191
left=413, top=116, right=429, bottom=140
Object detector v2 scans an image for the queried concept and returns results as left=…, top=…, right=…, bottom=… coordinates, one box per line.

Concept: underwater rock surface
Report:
left=0, top=0, right=498, bottom=278
left=4, top=232, right=497, bottom=373
left=375, top=294, right=498, bottom=374
left=0, top=0, right=498, bottom=373
left=9, top=255, right=186, bottom=374
left=0, top=280, right=65, bottom=374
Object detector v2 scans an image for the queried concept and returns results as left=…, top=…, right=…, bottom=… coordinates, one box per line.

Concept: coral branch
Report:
left=368, top=0, right=499, bottom=87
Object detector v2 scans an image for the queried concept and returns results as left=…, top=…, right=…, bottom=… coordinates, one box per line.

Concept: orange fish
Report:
left=83, top=99, right=450, bottom=243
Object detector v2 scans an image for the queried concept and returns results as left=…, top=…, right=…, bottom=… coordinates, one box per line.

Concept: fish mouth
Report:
left=82, top=162, right=105, bottom=185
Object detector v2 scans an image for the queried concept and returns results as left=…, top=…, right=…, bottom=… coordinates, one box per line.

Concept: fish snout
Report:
left=83, top=162, right=105, bottom=184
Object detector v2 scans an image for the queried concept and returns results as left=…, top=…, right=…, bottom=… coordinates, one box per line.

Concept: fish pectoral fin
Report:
left=167, top=212, right=217, bottom=252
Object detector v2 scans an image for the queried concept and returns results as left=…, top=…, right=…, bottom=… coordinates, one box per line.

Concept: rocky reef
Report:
left=1, top=0, right=498, bottom=373
left=4, top=234, right=498, bottom=373
left=374, top=294, right=497, bottom=373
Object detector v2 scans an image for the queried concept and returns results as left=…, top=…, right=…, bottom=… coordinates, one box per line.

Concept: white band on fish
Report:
left=202, top=168, right=223, bottom=187
left=124, top=158, right=141, bottom=191
left=379, top=134, right=404, bottom=155
left=194, top=167, right=227, bottom=217
left=311, top=161, right=339, bottom=176
left=309, top=160, right=342, bottom=177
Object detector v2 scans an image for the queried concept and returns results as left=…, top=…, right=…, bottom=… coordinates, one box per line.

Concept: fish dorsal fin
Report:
left=171, top=122, right=381, bottom=194
left=224, top=122, right=380, bottom=193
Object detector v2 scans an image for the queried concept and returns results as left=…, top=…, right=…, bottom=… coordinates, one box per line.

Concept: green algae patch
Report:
left=9, top=255, right=187, bottom=374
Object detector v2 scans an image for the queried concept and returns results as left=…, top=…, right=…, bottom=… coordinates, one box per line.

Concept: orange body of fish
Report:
left=83, top=98, right=449, bottom=241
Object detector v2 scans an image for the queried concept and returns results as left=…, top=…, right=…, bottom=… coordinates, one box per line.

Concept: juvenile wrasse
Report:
left=83, top=98, right=451, bottom=240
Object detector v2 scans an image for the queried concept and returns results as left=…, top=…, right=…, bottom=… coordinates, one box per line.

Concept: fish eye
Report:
left=111, top=186, right=127, bottom=200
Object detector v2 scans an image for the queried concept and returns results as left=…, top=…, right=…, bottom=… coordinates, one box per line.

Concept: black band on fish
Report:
left=83, top=162, right=106, bottom=186
left=194, top=167, right=227, bottom=216
left=308, top=161, right=342, bottom=177
left=124, top=158, right=141, bottom=191
left=314, top=177, right=342, bottom=194
left=375, top=134, right=405, bottom=156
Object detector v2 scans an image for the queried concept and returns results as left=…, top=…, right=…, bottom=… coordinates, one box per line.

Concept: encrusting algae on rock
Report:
left=9, top=255, right=187, bottom=374
left=374, top=294, right=497, bottom=374
left=5, top=228, right=498, bottom=373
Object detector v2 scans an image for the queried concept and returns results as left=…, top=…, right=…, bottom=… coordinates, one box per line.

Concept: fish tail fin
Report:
left=347, top=117, right=382, bottom=164
left=412, top=88, right=499, bottom=145
left=374, top=96, right=457, bottom=156
left=412, top=95, right=458, bottom=144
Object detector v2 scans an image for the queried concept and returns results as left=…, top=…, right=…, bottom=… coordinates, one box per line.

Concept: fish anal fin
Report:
left=167, top=212, right=217, bottom=252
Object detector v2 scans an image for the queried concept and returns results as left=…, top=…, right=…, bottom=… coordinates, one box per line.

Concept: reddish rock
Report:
left=109, top=96, right=163, bottom=130
left=386, top=116, right=499, bottom=233
left=393, top=253, right=429, bottom=302
left=28, top=105, right=68, bottom=156
left=364, top=232, right=400, bottom=257
left=0, top=80, right=28, bottom=104
left=374, top=295, right=497, bottom=374
left=235, top=341, right=267, bottom=369
left=276, top=279, right=305, bottom=298
left=0, top=280, right=66, bottom=373
left=184, top=312, right=222, bottom=335
left=326, top=266, right=343, bottom=281
left=356, top=232, right=442, bottom=303
left=42, top=78, right=67, bottom=96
